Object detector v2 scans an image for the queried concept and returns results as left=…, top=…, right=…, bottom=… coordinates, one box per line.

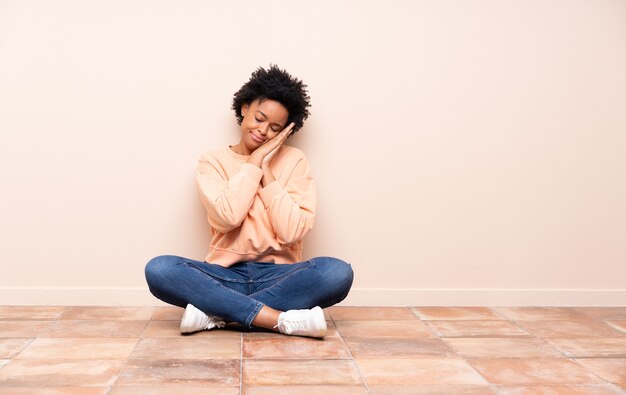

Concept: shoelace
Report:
left=273, top=314, right=284, bottom=331
left=206, top=317, right=226, bottom=329
left=276, top=316, right=307, bottom=334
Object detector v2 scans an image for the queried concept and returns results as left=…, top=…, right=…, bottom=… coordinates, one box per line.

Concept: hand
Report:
left=248, top=122, right=295, bottom=168
left=261, top=136, right=285, bottom=169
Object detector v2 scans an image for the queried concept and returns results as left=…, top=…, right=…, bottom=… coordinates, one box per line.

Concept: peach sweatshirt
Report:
left=196, top=145, right=316, bottom=267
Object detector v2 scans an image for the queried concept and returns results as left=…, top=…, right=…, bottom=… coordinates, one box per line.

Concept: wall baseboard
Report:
left=1, top=286, right=624, bottom=306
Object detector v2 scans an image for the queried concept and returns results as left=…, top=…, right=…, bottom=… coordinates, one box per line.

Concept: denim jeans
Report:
left=144, top=255, right=354, bottom=328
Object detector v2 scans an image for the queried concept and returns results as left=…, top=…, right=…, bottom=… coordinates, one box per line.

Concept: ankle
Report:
left=251, top=305, right=282, bottom=330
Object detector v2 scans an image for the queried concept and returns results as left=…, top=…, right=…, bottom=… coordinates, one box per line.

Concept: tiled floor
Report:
left=0, top=306, right=625, bottom=394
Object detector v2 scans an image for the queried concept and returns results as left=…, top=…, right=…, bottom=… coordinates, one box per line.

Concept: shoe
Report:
left=180, top=303, right=226, bottom=334
left=274, top=306, right=327, bottom=338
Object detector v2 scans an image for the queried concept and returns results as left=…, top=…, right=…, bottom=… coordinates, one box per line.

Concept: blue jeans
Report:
left=144, top=255, right=354, bottom=328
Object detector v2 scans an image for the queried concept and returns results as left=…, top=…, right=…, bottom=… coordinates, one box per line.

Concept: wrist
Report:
left=247, top=156, right=263, bottom=168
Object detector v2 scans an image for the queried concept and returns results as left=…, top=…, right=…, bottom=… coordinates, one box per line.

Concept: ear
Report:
left=241, top=102, right=250, bottom=117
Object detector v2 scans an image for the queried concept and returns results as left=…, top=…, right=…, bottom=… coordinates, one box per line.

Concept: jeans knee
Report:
left=311, top=256, right=354, bottom=294
left=145, top=255, right=174, bottom=287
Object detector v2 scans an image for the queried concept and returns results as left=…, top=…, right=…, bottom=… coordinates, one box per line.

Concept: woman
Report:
left=144, top=64, right=354, bottom=338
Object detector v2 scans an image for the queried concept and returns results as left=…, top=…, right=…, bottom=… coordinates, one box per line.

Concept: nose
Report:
left=257, top=123, right=269, bottom=136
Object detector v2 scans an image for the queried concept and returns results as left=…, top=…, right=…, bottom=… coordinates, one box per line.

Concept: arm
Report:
left=196, top=153, right=263, bottom=233
left=197, top=123, right=295, bottom=232
left=258, top=155, right=316, bottom=245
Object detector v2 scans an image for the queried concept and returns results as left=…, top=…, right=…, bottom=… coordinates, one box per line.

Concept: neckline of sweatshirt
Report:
left=226, top=145, right=251, bottom=161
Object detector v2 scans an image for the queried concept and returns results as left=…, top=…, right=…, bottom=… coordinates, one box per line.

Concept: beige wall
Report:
left=1, top=0, right=625, bottom=306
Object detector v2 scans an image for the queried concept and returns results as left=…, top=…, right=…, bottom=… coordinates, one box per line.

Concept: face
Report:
left=239, top=98, right=289, bottom=154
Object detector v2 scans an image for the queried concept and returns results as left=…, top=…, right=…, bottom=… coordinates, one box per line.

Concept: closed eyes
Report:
left=256, top=111, right=284, bottom=132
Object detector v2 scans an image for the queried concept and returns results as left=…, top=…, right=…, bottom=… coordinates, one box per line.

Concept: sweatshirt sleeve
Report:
left=196, top=153, right=263, bottom=233
left=258, top=154, right=316, bottom=245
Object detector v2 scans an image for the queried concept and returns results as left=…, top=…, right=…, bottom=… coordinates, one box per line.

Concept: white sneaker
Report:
left=180, top=303, right=226, bottom=334
left=274, top=306, right=327, bottom=338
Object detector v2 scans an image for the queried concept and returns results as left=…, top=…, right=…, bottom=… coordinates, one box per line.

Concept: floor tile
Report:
left=345, top=338, right=454, bottom=358
left=243, top=336, right=351, bottom=359
left=0, top=388, right=109, bottom=394
left=427, top=320, right=529, bottom=338
left=328, top=306, right=418, bottom=321
left=515, top=319, right=623, bottom=338
left=356, top=357, right=488, bottom=385
left=0, top=306, right=68, bottom=320
left=334, top=320, right=434, bottom=339
left=130, top=337, right=240, bottom=360
left=575, top=307, right=626, bottom=320
left=141, top=320, right=241, bottom=338
left=468, top=358, right=603, bottom=385
left=412, top=307, right=502, bottom=320
left=574, top=358, right=626, bottom=386
left=368, top=385, right=496, bottom=394
left=604, top=320, right=626, bottom=333
left=60, top=306, right=155, bottom=320
left=15, top=338, right=138, bottom=359
left=243, top=385, right=369, bottom=394
left=0, top=359, right=125, bottom=386
left=116, top=359, right=239, bottom=386
left=45, top=320, right=147, bottom=338
left=546, top=338, right=626, bottom=357
left=445, top=338, right=564, bottom=358
left=243, top=359, right=362, bottom=385
left=151, top=306, right=184, bottom=320
left=2, top=304, right=625, bottom=391
left=109, top=386, right=239, bottom=395
left=0, top=321, right=54, bottom=338
left=494, top=307, right=588, bottom=321
left=494, top=384, right=624, bottom=394
left=0, top=339, right=32, bottom=358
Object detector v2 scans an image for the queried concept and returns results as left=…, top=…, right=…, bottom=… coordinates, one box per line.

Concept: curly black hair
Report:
left=231, top=64, right=311, bottom=136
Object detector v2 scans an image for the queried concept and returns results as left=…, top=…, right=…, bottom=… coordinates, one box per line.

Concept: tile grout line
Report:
left=11, top=337, right=36, bottom=360
left=437, top=335, right=500, bottom=393
left=547, top=312, right=623, bottom=387
left=329, top=309, right=372, bottom=394
left=138, top=314, right=153, bottom=338
left=239, top=332, right=243, bottom=395
left=416, top=306, right=509, bottom=393
left=602, top=319, right=626, bottom=335
left=106, top=342, right=137, bottom=390
left=489, top=307, right=572, bottom=361
left=105, top=313, right=149, bottom=391
left=461, top=307, right=621, bottom=390
left=534, top=311, right=622, bottom=387
left=103, top=383, right=114, bottom=395
left=1, top=312, right=45, bottom=377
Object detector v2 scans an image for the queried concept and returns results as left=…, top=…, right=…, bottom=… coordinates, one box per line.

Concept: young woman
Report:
left=144, top=64, right=354, bottom=338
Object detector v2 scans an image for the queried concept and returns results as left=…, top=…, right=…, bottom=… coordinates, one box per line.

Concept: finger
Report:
left=282, top=122, right=295, bottom=134
left=270, top=125, right=292, bottom=147
left=261, top=122, right=294, bottom=153
left=281, top=123, right=296, bottom=138
left=267, top=134, right=287, bottom=152
left=262, top=133, right=286, bottom=153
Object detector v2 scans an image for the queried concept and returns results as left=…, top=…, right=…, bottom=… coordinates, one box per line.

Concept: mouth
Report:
left=250, top=131, right=266, bottom=143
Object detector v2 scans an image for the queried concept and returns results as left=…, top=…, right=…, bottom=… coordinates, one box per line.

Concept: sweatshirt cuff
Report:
left=258, top=181, right=285, bottom=208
